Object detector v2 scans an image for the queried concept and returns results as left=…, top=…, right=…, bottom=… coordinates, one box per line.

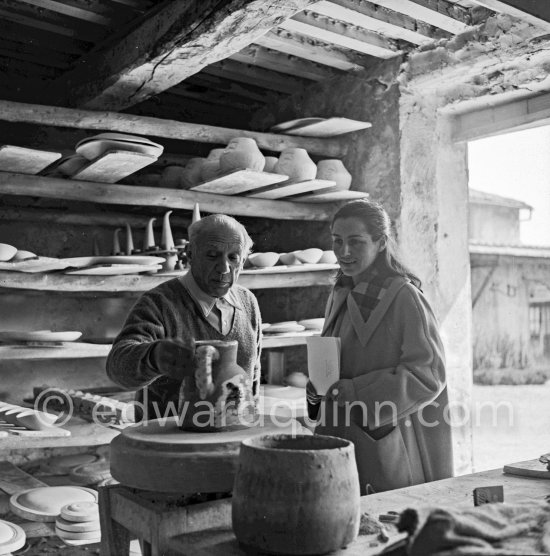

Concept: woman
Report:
left=307, top=199, right=453, bottom=494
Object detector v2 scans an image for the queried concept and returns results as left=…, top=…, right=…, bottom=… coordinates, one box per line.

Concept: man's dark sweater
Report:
left=106, top=277, right=262, bottom=420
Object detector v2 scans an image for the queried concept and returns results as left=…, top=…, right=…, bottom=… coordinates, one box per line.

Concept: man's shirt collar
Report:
left=182, top=272, right=242, bottom=317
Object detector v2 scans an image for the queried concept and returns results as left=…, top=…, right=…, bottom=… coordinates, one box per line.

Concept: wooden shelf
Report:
left=0, top=342, right=111, bottom=360
left=0, top=267, right=335, bottom=293
left=0, top=416, right=119, bottom=451
left=0, top=333, right=320, bottom=361
left=0, top=172, right=335, bottom=221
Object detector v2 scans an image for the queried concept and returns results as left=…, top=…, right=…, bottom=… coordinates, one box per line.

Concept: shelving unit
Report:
left=0, top=331, right=320, bottom=360
left=0, top=101, right=354, bottom=451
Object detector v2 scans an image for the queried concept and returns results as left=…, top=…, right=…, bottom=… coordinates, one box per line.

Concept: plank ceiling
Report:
left=1, top=0, right=550, bottom=129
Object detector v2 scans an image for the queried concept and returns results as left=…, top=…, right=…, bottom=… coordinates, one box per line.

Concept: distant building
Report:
left=469, top=189, right=550, bottom=368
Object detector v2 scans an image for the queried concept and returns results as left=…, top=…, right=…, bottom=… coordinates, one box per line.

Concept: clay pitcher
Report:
left=178, top=340, right=256, bottom=431
left=316, top=159, right=352, bottom=190
left=232, top=434, right=360, bottom=555
left=219, top=138, right=265, bottom=173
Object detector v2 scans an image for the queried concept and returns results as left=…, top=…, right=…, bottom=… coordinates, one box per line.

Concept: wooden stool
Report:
left=98, top=483, right=231, bottom=556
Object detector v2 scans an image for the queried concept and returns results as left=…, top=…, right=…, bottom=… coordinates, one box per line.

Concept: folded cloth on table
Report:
left=398, top=500, right=550, bottom=556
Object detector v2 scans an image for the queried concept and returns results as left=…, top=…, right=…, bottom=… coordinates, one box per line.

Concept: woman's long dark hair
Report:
left=331, top=199, right=422, bottom=289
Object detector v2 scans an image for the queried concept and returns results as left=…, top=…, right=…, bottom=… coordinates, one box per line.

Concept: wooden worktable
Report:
left=167, top=462, right=550, bottom=555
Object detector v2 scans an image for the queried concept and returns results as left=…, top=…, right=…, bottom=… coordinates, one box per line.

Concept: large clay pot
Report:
left=316, top=159, right=352, bottom=190
left=200, top=149, right=224, bottom=182
left=263, top=156, right=278, bottom=173
left=232, top=434, right=360, bottom=555
left=274, top=148, right=317, bottom=182
left=219, top=138, right=265, bottom=173
left=178, top=340, right=256, bottom=432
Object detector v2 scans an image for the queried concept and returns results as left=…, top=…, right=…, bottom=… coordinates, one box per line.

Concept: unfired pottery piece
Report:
left=160, top=165, right=185, bottom=188
left=200, top=148, right=225, bottom=182
left=278, top=252, right=302, bottom=266
left=46, top=454, right=101, bottom=475
left=232, top=434, right=360, bottom=555
left=248, top=252, right=279, bottom=268
left=60, top=501, right=99, bottom=523
left=316, top=159, right=352, bottom=190
left=180, top=157, right=204, bottom=189
left=219, top=138, right=265, bottom=173
left=263, top=156, right=278, bottom=173
left=319, top=250, right=337, bottom=264
left=9, top=486, right=98, bottom=522
left=12, top=250, right=37, bottom=261
left=295, top=248, right=323, bottom=264
left=274, top=148, right=316, bottom=182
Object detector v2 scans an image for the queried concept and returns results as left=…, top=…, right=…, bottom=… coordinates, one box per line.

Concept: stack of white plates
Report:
left=55, top=501, right=101, bottom=546
left=75, top=133, right=164, bottom=161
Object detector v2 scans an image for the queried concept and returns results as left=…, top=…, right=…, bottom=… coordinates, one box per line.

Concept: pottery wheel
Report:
left=110, top=415, right=308, bottom=493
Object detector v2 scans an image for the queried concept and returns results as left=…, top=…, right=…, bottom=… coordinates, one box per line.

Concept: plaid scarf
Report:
left=334, top=256, right=395, bottom=323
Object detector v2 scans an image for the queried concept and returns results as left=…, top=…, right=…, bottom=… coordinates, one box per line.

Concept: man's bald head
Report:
left=188, top=214, right=253, bottom=257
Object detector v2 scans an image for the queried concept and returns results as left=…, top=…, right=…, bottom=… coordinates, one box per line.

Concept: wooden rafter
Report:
left=468, top=0, right=550, bottom=32
left=16, top=0, right=113, bottom=25
left=406, top=0, right=478, bottom=25
left=231, top=45, right=338, bottom=81
left=281, top=10, right=400, bottom=58
left=204, top=60, right=308, bottom=95
left=45, top=0, right=320, bottom=111
left=256, top=29, right=373, bottom=71
left=309, top=0, right=444, bottom=45
left=0, top=39, right=74, bottom=69
left=166, top=87, right=263, bottom=111
left=368, top=0, right=471, bottom=33
left=185, top=74, right=278, bottom=103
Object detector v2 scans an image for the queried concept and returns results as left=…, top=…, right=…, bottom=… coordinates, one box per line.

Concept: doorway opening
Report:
left=467, top=125, right=550, bottom=471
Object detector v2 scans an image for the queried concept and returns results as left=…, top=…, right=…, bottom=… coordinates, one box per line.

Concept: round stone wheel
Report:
left=110, top=415, right=308, bottom=493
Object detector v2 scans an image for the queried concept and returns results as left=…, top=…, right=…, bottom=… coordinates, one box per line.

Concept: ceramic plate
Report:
left=76, top=139, right=163, bottom=161
left=61, top=256, right=165, bottom=268
left=273, top=117, right=372, bottom=137
left=263, top=322, right=306, bottom=334
left=9, top=486, right=98, bottom=522
left=271, top=118, right=325, bottom=133
left=65, top=264, right=161, bottom=275
left=76, top=133, right=161, bottom=146
left=297, top=318, right=325, bottom=330
left=0, top=519, right=26, bottom=553
left=0, top=330, right=82, bottom=343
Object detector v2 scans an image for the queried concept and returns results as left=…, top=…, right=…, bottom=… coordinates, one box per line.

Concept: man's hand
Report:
left=149, top=339, right=195, bottom=380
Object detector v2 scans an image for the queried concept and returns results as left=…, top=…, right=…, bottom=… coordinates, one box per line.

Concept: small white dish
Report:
left=263, top=321, right=306, bottom=334
left=248, top=252, right=279, bottom=268
left=297, top=318, right=325, bottom=330
left=76, top=137, right=163, bottom=161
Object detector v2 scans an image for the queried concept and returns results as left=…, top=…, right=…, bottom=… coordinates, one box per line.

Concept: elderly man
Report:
left=106, top=214, right=262, bottom=421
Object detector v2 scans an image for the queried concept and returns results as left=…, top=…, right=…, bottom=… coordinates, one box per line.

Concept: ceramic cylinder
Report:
left=232, top=434, right=360, bottom=555
left=316, top=159, right=352, bottom=190
left=274, top=148, right=317, bottom=182
left=219, top=138, right=265, bottom=173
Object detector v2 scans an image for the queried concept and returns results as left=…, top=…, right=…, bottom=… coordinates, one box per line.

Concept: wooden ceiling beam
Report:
left=231, top=45, right=338, bottom=81
left=309, top=0, right=446, bottom=45
left=255, top=29, right=373, bottom=71
left=16, top=0, right=112, bottom=25
left=164, top=88, right=263, bottom=112
left=203, top=60, right=308, bottom=95
left=281, top=10, right=400, bottom=58
left=0, top=39, right=74, bottom=69
left=46, top=0, right=320, bottom=111
left=468, top=0, right=550, bottom=32
left=0, top=2, right=105, bottom=42
left=185, top=74, right=279, bottom=103
left=405, top=0, right=479, bottom=25
left=2, top=20, right=90, bottom=54
left=368, top=0, right=471, bottom=34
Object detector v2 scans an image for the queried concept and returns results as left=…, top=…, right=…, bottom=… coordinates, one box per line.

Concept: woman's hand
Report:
left=325, top=379, right=355, bottom=407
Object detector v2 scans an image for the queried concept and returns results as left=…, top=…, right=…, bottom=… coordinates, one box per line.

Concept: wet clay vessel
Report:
left=178, top=340, right=256, bottom=431
left=232, top=434, right=360, bottom=555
